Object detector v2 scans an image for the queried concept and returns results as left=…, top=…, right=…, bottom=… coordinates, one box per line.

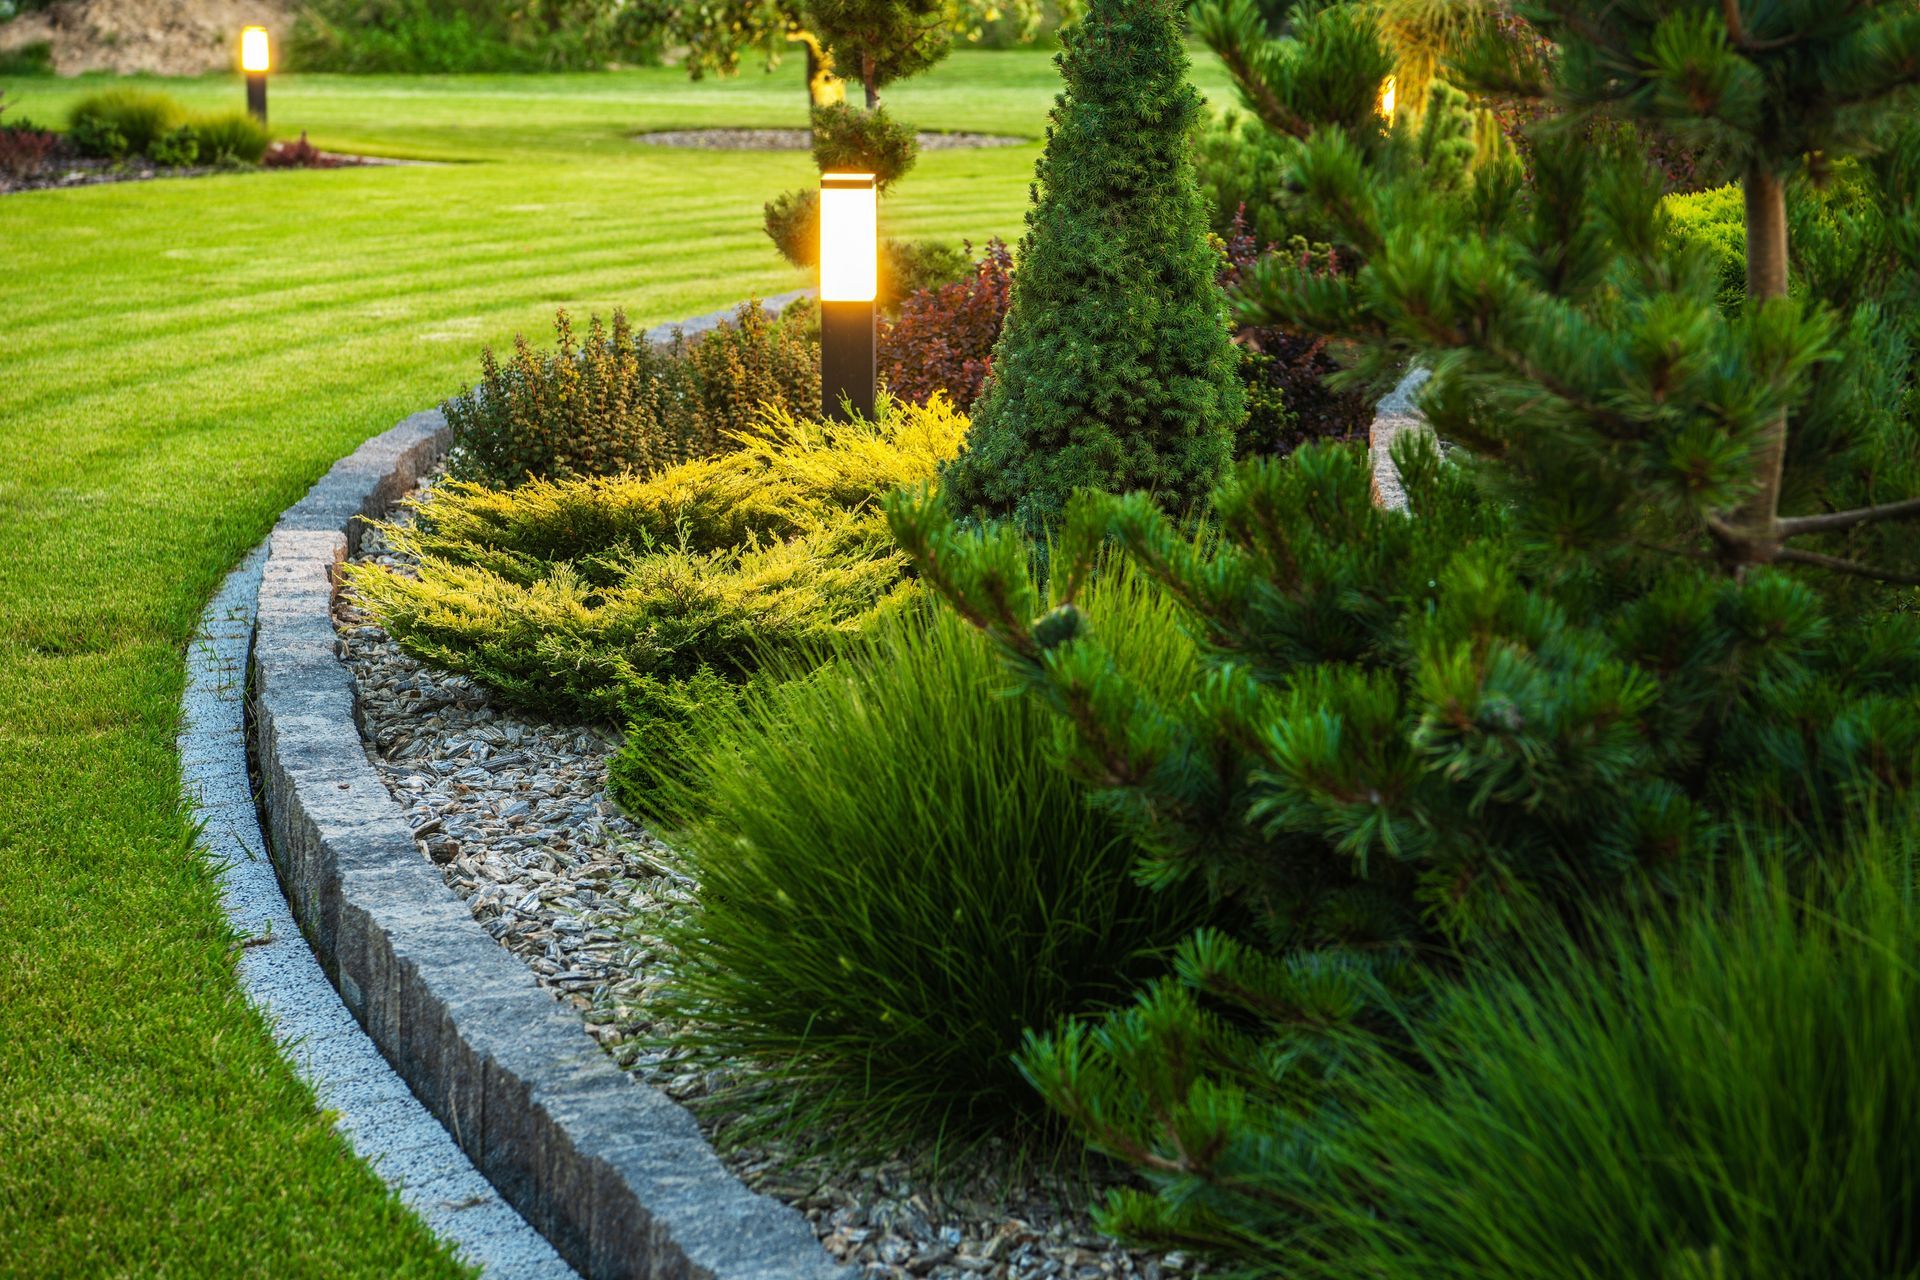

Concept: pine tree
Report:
left=887, top=0, right=1920, bottom=1268
left=940, top=0, right=1245, bottom=529
left=1190, top=0, right=1509, bottom=249
left=1242, top=0, right=1920, bottom=581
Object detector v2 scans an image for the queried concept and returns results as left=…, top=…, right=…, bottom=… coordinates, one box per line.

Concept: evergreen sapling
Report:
left=941, top=0, right=1245, bottom=529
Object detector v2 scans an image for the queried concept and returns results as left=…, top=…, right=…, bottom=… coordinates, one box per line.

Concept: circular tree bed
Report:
left=634, top=128, right=1027, bottom=151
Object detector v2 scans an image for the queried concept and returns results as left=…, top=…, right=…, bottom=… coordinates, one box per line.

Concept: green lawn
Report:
left=0, top=48, right=1230, bottom=1276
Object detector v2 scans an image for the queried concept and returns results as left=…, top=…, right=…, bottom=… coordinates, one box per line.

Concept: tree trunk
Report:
left=862, top=52, right=879, bottom=110
left=786, top=29, right=842, bottom=121
left=1732, top=163, right=1790, bottom=557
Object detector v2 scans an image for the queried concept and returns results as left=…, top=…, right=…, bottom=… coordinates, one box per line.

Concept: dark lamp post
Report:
left=818, top=171, right=877, bottom=422
left=241, top=27, right=270, bottom=125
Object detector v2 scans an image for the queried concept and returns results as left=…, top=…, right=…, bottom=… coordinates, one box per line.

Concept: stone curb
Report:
left=250, top=411, right=849, bottom=1280
left=182, top=545, right=575, bottom=1278
left=643, top=290, right=815, bottom=346
left=1368, top=366, right=1432, bottom=512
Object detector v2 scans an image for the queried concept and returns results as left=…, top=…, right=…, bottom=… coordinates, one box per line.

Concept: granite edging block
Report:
left=252, top=412, right=847, bottom=1280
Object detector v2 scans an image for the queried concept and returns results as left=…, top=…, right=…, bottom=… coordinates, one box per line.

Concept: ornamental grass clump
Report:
left=1274, top=825, right=1920, bottom=1280
left=67, top=88, right=181, bottom=159
left=629, top=560, right=1208, bottom=1155
left=349, top=397, right=966, bottom=723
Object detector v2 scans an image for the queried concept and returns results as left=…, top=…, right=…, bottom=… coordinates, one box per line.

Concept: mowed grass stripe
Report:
left=0, top=51, right=1130, bottom=1275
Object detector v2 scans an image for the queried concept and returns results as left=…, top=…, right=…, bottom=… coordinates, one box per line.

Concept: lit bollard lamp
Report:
left=241, top=26, right=270, bottom=125
left=818, top=172, right=877, bottom=422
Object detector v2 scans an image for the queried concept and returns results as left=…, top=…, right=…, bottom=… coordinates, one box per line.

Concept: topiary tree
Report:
left=808, top=0, right=949, bottom=108
left=661, top=0, right=1052, bottom=114
left=941, top=0, right=1244, bottom=529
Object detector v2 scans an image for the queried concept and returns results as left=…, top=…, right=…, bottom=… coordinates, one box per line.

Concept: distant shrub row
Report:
left=287, top=0, right=663, bottom=72
left=67, top=89, right=269, bottom=166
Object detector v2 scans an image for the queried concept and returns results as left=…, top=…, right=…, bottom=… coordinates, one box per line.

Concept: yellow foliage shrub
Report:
left=348, top=396, right=966, bottom=721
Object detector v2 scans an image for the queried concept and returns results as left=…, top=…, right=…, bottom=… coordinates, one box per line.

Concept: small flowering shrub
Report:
left=446, top=309, right=698, bottom=486
left=264, top=132, right=353, bottom=169
left=0, top=96, right=60, bottom=180
left=670, top=300, right=819, bottom=453
left=445, top=301, right=819, bottom=488
left=878, top=239, right=1014, bottom=410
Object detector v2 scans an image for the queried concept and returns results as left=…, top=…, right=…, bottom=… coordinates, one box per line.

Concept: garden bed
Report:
left=331, top=481, right=1196, bottom=1280
left=0, top=143, right=421, bottom=196
left=634, top=128, right=1027, bottom=151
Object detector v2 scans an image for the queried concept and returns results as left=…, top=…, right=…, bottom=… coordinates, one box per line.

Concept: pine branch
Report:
left=1193, top=0, right=1314, bottom=140
left=1721, top=0, right=1800, bottom=52
left=1776, top=495, right=1920, bottom=538
left=1774, top=546, right=1920, bottom=586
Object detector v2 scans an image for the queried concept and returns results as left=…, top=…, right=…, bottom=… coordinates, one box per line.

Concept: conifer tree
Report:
left=888, top=0, right=1920, bottom=1267
left=1190, top=0, right=1508, bottom=248
left=940, top=0, right=1244, bottom=529
left=1244, top=0, right=1920, bottom=580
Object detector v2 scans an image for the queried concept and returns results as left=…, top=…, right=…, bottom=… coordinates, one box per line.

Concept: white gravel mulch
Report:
left=332, top=496, right=1195, bottom=1280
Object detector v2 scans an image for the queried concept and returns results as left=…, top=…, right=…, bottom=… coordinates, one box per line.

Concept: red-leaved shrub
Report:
left=263, top=131, right=357, bottom=169
left=877, top=239, right=1013, bottom=412
left=0, top=93, right=61, bottom=181
left=1216, top=207, right=1372, bottom=455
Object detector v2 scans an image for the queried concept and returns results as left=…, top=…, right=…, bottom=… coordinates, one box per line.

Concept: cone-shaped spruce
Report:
left=942, top=0, right=1243, bottom=529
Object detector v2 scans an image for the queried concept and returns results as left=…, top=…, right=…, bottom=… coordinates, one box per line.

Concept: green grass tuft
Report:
left=626, top=558, right=1212, bottom=1158
left=1282, top=820, right=1920, bottom=1279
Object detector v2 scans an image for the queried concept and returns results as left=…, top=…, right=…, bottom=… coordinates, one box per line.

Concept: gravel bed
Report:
left=0, top=149, right=409, bottom=196
left=333, top=492, right=1190, bottom=1280
left=634, top=128, right=1028, bottom=151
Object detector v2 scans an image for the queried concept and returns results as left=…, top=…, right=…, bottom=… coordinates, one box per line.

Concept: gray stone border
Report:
left=249, top=405, right=848, bottom=1277
left=1369, top=367, right=1432, bottom=512
left=183, top=546, right=576, bottom=1277
left=644, top=290, right=816, bottom=345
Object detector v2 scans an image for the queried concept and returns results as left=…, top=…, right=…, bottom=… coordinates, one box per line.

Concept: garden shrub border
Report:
left=248, top=406, right=846, bottom=1280
left=240, top=286, right=1416, bottom=1275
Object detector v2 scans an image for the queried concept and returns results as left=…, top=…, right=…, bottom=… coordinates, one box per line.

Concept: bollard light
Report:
left=241, top=26, right=270, bottom=125
left=1377, top=74, right=1396, bottom=124
left=818, top=171, right=878, bottom=422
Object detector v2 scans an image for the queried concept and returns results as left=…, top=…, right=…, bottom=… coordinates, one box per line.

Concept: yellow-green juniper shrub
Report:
left=349, top=396, right=967, bottom=724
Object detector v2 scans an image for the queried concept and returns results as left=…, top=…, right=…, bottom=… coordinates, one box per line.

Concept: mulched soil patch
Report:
left=635, top=128, right=1028, bottom=151
left=0, top=137, right=409, bottom=196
